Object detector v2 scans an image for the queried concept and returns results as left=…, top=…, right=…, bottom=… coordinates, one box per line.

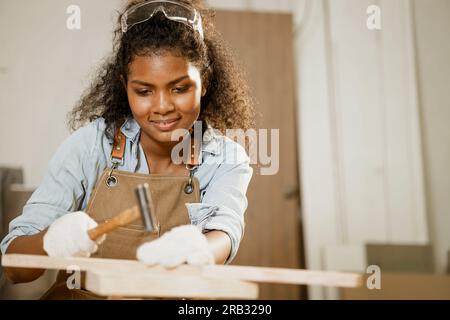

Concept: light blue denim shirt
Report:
left=1, top=117, right=253, bottom=262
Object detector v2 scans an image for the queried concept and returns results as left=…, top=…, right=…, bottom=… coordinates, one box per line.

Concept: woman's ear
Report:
left=201, top=79, right=208, bottom=97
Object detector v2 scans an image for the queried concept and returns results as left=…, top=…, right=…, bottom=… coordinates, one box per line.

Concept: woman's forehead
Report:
left=128, top=54, right=201, bottom=83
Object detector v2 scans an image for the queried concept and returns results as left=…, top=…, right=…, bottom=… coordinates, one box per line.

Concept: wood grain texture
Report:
left=1, top=254, right=362, bottom=288
left=86, top=271, right=259, bottom=299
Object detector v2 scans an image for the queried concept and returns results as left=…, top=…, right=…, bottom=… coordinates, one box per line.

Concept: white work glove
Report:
left=136, top=225, right=214, bottom=268
left=43, top=211, right=106, bottom=258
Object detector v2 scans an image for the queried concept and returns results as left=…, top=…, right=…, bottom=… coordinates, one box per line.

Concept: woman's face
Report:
left=126, top=52, right=205, bottom=144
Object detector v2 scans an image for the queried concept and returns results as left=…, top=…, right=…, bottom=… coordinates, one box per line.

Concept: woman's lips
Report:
left=149, top=118, right=181, bottom=131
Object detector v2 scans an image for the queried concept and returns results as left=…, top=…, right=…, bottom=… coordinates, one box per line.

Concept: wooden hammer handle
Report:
left=88, top=206, right=141, bottom=241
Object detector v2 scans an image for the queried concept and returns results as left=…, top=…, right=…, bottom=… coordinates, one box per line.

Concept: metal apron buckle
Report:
left=184, top=164, right=198, bottom=194
left=106, top=161, right=121, bottom=188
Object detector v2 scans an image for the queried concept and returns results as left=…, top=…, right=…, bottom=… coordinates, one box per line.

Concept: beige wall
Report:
left=0, top=0, right=122, bottom=186
left=206, top=0, right=293, bottom=12
left=413, top=0, right=450, bottom=274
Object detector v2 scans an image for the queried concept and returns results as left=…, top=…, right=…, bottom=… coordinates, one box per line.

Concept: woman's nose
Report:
left=153, top=91, right=175, bottom=114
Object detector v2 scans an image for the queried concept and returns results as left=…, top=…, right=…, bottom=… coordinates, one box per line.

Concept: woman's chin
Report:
left=143, top=129, right=179, bottom=144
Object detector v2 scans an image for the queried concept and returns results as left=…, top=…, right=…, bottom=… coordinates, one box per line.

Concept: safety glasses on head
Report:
left=121, top=0, right=204, bottom=40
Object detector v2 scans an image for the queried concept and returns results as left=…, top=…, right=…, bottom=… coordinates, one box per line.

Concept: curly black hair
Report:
left=68, top=0, right=255, bottom=140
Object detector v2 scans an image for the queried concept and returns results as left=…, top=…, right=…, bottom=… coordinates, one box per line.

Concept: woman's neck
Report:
left=139, top=132, right=179, bottom=173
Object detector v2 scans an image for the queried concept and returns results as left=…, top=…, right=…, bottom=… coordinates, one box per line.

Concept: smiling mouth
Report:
left=149, top=118, right=181, bottom=131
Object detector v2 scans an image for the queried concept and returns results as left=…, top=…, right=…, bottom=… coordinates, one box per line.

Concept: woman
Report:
left=1, top=0, right=254, bottom=298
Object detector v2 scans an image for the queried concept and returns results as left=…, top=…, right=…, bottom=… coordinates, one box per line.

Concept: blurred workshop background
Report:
left=0, top=0, right=449, bottom=299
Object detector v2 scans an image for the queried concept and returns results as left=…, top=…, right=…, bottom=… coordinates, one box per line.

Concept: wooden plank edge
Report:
left=2, top=254, right=363, bottom=288
left=86, top=271, right=259, bottom=300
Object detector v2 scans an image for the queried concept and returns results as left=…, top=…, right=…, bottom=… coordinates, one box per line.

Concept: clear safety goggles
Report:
left=121, top=0, right=204, bottom=40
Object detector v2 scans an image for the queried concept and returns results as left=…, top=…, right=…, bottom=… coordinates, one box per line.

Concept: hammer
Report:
left=87, top=183, right=158, bottom=241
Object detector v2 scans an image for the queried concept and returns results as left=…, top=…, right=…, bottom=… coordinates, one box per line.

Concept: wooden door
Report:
left=214, top=11, right=305, bottom=300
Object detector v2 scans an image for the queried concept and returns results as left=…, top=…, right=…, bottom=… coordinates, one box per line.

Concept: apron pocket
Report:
left=99, top=226, right=153, bottom=260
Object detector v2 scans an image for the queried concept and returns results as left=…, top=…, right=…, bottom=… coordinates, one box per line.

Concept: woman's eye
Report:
left=173, top=86, right=189, bottom=94
left=136, top=89, right=150, bottom=96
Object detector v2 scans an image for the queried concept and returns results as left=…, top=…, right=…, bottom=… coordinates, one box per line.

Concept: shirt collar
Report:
left=120, top=117, right=221, bottom=156
left=120, top=117, right=141, bottom=143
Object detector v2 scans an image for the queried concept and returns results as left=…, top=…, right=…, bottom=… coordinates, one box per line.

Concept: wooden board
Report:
left=1, top=254, right=363, bottom=288
left=86, top=270, right=258, bottom=299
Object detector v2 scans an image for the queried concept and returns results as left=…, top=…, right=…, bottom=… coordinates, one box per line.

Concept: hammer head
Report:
left=135, top=183, right=158, bottom=233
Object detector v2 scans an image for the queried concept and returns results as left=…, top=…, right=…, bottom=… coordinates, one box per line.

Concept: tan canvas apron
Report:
left=41, top=128, right=200, bottom=299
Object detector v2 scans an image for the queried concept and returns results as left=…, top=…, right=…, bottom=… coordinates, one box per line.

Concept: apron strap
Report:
left=187, top=133, right=201, bottom=167
left=111, top=130, right=126, bottom=164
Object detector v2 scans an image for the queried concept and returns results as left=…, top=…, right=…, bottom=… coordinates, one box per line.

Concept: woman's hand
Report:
left=136, top=225, right=215, bottom=268
left=43, top=211, right=105, bottom=258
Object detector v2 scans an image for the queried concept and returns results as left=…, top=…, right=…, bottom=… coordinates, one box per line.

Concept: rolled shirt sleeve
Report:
left=186, top=138, right=253, bottom=263
left=0, top=124, right=97, bottom=254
